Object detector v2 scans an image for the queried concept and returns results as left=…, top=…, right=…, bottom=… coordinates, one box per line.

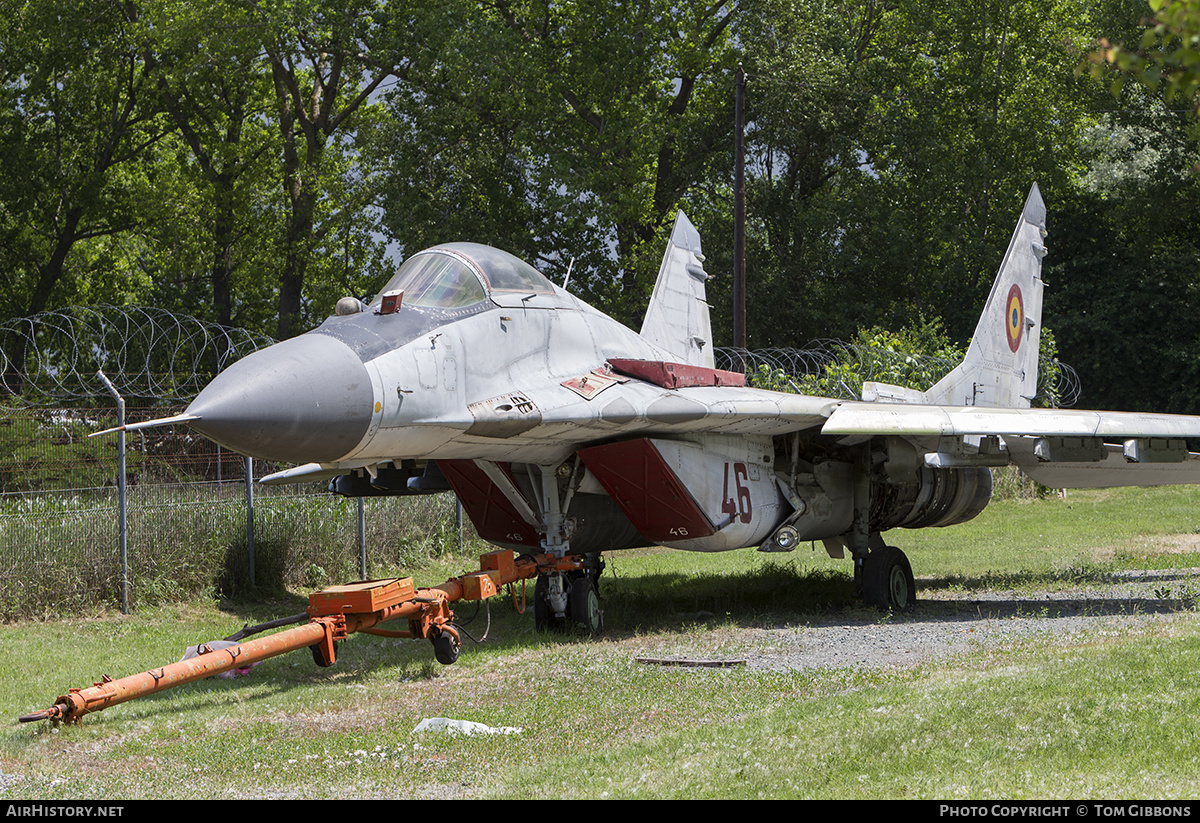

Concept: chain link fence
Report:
left=0, top=308, right=1074, bottom=619
left=0, top=308, right=473, bottom=619
left=0, top=405, right=467, bottom=620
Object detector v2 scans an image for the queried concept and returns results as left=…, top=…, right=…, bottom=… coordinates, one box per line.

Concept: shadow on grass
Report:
left=917, top=563, right=1200, bottom=620
left=599, top=562, right=856, bottom=634
left=71, top=558, right=1200, bottom=726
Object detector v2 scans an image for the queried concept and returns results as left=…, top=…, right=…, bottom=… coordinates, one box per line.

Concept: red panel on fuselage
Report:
left=607, top=359, right=746, bottom=389
left=438, top=460, right=540, bottom=549
left=578, top=439, right=715, bottom=543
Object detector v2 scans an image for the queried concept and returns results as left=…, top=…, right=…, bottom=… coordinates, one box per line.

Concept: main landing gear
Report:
left=857, top=545, right=916, bottom=612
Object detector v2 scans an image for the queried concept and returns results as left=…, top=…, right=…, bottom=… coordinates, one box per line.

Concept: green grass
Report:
left=3, top=484, right=1200, bottom=798
left=0, top=488, right=468, bottom=618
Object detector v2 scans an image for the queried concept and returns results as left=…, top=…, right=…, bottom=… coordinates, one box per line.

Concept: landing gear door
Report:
left=579, top=434, right=784, bottom=552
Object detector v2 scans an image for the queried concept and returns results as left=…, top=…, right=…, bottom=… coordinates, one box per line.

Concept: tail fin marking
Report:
left=923, top=183, right=1047, bottom=409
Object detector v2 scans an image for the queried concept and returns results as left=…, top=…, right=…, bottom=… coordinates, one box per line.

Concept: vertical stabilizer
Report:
left=640, top=212, right=715, bottom=368
left=922, top=184, right=1047, bottom=408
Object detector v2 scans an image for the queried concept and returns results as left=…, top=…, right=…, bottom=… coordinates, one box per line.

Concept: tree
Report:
left=1093, top=0, right=1200, bottom=118
left=0, top=0, right=174, bottom=321
left=140, top=0, right=282, bottom=332
left=700, top=0, right=1106, bottom=350
left=369, top=0, right=738, bottom=326
left=239, top=0, right=400, bottom=338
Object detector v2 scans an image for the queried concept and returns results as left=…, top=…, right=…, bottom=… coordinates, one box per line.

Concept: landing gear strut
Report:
left=529, top=461, right=605, bottom=633
left=533, top=574, right=560, bottom=631
left=860, top=545, right=916, bottom=612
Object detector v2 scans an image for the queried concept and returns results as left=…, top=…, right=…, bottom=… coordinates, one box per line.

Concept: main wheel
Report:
left=861, top=545, right=916, bottom=612
left=568, top=577, right=602, bottom=633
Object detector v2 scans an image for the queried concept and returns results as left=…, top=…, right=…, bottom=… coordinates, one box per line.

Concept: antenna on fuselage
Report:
left=562, top=257, right=575, bottom=290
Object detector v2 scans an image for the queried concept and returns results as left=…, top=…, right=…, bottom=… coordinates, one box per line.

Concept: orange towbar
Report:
left=20, top=550, right=580, bottom=724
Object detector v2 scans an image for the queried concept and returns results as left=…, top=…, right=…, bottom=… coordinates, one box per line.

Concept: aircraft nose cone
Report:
left=186, top=334, right=374, bottom=463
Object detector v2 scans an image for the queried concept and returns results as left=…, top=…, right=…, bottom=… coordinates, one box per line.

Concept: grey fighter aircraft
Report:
left=112, top=184, right=1200, bottom=625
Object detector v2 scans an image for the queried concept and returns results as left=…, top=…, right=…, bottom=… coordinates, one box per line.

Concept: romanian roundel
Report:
left=1005, top=284, right=1024, bottom=353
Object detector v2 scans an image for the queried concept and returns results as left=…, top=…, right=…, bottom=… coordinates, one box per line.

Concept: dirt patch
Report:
left=623, top=567, right=1200, bottom=675
left=1086, top=534, right=1200, bottom=561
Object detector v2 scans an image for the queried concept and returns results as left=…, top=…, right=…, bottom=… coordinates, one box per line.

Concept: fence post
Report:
left=358, top=497, right=367, bottom=578
left=245, top=456, right=255, bottom=587
left=96, top=371, right=128, bottom=615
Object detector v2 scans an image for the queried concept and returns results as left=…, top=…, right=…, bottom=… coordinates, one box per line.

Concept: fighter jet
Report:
left=111, top=184, right=1200, bottom=625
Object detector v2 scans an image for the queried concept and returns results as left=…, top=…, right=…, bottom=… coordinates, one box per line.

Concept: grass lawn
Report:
left=3, top=485, right=1200, bottom=799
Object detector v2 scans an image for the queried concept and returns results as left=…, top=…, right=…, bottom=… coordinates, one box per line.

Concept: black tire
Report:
left=861, top=545, right=916, bottom=612
left=533, top=575, right=561, bottom=631
left=433, top=632, right=460, bottom=665
left=310, top=641, right=338, bottom=668
left=568, top=577, right=603, bottom=633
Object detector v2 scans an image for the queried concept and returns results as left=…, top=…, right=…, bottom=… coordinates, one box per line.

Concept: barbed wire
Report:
left=0, top=306, right=275, bottom=405
left=715, top=343, right=1081, bottom=408
left=0, top=307, right=1080, bottom=409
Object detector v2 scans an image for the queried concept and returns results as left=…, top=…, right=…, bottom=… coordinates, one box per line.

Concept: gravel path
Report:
left=728, top=567, right=1200, bottom=673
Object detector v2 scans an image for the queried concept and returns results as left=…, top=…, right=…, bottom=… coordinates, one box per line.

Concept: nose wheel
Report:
left=568, top=577, right=602, bottom=633
left=860, top=545, right=916, bottom=612
left=533, top=574, right=562, bottom=631
left=534, top=570, right=603, bottom=633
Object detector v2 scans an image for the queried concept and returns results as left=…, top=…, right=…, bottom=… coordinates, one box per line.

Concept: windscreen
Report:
left=375, top=252, right=488, bottom=309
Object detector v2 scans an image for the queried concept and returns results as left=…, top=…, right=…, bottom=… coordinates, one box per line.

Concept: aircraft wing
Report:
left=823, top=402, right=1200, bottom=439
left=823, top=401, right=1200, bottom=488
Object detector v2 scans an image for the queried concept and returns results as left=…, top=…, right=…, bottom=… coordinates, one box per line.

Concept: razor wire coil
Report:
left=0, top=306, right=275, bottom=405
left=0, top=306, right=1078, bottom=408
left=715, top=343, right=1080, bottom=407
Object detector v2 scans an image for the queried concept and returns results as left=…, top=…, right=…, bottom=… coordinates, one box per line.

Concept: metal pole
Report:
left=245, top=456, right=255, bottom=587
left=96, top=371, right=128, bottom=615
left=734, top=65, right=747, bottom=350
left=456, top=499, right=463, bottom=554
left=358, top=496, right=367, bottom=578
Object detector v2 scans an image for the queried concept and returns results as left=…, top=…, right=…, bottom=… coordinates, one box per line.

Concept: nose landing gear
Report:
left=533, top=553, right=605, bottom=633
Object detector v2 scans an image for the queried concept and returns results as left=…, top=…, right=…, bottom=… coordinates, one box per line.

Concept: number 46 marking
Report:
left=721, top=462, right=752, bottom=524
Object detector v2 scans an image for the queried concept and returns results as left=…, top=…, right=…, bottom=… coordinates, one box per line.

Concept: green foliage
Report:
left=366, top=0, right=737, bottom=326
left=0, top=0, right=1195, bottom=407
left=1044, top=183, right=1200, bottom=413
left=700, top=0, right=1102, bottom=350
left=0, top=0, right=175, bottom=318
left=0, top=486, right=479, bottom=619
left=1093, top=0, right=1200, bottom=118
left=758, top=319, right=965, bottom=399
left=0, top=408, right=117, bottom=493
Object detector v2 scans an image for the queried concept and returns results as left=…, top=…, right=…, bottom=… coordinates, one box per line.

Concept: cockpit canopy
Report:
left=373, top=243, right=556, bottom=311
